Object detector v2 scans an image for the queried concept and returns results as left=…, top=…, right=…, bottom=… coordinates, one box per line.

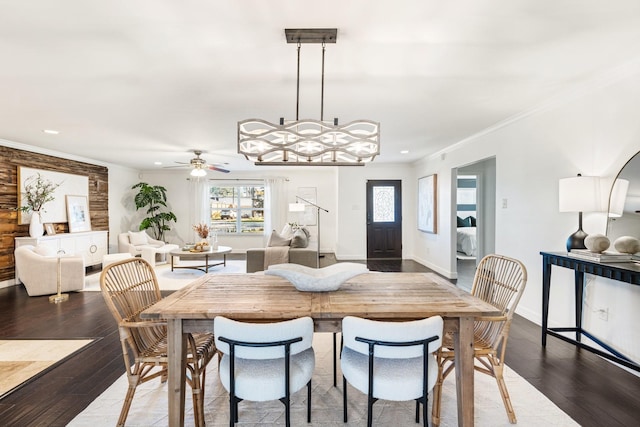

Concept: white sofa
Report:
left=14, top=245, right=85, bottom=296
left=118, top=231, right=179, bottom=266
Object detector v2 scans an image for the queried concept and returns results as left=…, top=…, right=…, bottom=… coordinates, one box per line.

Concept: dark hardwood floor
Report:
left=1, top=258, right=639, bottom=426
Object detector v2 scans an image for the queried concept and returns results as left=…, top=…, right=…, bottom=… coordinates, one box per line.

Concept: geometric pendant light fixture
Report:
left=238, top=28, right=380, bottom=166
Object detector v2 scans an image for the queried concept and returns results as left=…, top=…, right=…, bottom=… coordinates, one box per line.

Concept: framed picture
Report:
left=44, top=223, right=56, bottom=235
left=418, top=174, right=437, bottom=233
left=66, top=195, right=91, bottom=232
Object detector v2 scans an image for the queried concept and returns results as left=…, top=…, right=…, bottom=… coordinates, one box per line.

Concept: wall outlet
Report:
left=502, top=198, right=508, bottom=209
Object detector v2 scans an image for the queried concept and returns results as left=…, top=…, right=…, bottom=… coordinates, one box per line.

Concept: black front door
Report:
left=366, top=180, right=402, bottom=259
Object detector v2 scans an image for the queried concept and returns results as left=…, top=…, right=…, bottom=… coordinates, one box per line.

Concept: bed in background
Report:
left=456, top=216, right=477, bottom=258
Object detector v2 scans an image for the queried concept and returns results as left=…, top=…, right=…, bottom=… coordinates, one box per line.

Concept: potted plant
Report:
left=131, top=182, right=177, bottom=242
left=19, top=173, right=60, bottom=237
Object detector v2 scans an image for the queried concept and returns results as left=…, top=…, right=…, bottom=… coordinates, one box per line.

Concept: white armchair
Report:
left=117, top=231, right=165, bottom=256
left=14, top=245, right=85, bottom=296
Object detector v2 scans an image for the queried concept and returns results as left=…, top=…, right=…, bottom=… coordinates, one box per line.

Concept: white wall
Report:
left=410, top=64, right=640, bottom=361
left=335, top=163, right=416, bottom=260
left=107, top=165, right=141, bottom=253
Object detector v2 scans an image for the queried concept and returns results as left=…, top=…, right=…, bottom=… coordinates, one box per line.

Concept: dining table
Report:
left=141, top=271, right=501, bottom=427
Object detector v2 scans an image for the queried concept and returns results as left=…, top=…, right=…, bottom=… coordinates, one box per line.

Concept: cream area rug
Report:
left=0, top=339, right=94, bottom=397
left=69, top=333, right=578, bottom=427
left=83, top=259, right=248, bottom=291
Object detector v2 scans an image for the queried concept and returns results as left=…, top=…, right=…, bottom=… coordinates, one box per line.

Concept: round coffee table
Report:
left=169, top=245, right=232, bottom=272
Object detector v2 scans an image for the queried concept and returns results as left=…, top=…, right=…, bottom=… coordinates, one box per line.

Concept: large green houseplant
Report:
left=132, top=182, right=177, bottom=242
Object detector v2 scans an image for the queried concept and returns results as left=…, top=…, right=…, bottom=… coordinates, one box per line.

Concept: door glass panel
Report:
left=373, top=186, right=395, bottom=222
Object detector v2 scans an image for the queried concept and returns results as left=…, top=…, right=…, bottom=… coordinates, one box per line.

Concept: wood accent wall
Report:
left=0, top=146, right=109, bottom=282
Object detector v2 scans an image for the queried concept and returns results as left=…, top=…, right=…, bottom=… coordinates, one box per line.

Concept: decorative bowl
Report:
left=265, top=262, right=368, bottom=292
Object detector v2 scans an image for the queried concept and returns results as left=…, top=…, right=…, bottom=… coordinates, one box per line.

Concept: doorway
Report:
left=366, top=180, right=402, bottom=259
left=454, top=158, right=496, bottom=290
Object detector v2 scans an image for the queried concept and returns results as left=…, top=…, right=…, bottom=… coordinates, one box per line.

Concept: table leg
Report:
left=541, top=256, right=552, bottom=346
left=167, top=318, right=186, bottom=427
left=454, top=316, right=475, bottom=427
left=574, top=270, right=584, bottom=343
left=171, top=254, right=175, bottom=272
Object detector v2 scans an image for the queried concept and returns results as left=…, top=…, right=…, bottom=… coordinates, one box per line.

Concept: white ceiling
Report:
left=1, top=0, right=640, bottom=173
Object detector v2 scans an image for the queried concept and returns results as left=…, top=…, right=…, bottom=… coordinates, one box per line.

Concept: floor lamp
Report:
left=289, top=196, right=338, bottom=385
left=289, top=196, right=329, bottom=268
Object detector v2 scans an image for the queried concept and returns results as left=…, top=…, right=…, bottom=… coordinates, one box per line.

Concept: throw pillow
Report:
left=469, top=216, right=477, bottom=227
left=457, top=216, right=465, bottom=227
left=290, top=228, right=309, bottom=248
left=461, top=216, right=473, bottom=227
left=128, top=230, right=149, bottom=246
left=267, top=230, right=291, bottom=247
left=280, top=223, right=294, bottom=239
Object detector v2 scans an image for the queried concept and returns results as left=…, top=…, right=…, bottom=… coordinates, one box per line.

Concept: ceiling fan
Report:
left=165, top=150, right=230, bottom=176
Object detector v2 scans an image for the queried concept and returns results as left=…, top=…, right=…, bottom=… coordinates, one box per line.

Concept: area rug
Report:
left=83, top=259, right=248, bottom=291
left=69, top=333, right=578, bottom=427
left=0, top=339, right=94, bottom=398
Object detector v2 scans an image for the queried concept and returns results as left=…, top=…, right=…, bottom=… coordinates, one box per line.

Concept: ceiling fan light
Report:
left=190, top=167, right=207, bottom=177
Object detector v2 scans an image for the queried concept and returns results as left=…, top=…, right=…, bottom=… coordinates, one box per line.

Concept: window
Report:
left=209, top=184, right=264, bottom=234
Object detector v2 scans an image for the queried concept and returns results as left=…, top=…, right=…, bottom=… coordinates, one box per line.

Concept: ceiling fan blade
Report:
left=162, top=164, right=189, bottom=169
left=208, top=165, right=230, bottom=173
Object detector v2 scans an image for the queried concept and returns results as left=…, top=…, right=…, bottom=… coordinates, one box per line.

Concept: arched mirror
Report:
left=607, top=150, right=640, bottom=257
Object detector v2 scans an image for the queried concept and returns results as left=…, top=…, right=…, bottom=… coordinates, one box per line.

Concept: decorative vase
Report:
left=613, top=236, right=640, bottom=254
left=584, top=234, right=610, bottom=253
left=29, top=211, right=44, bottom=238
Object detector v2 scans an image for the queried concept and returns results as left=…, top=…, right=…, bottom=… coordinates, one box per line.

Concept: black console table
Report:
left=541, top=251, right=640, bottom=371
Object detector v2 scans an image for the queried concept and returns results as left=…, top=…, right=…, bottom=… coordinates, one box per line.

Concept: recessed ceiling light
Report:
left=400, top=150, right=409, bottom=154
left=154, top=161, right=162, bottom=166
left=43, top=129, right=59, bottom=135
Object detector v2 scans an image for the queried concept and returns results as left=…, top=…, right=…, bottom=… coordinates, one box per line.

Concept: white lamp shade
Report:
left=608, top=178, right=629, bottom=217
left=289, top=202, right=305, bottom=212
left=558, top=176, right=602, bottom=213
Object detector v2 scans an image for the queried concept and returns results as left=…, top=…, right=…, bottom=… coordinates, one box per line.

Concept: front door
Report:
left=366, top=180, right=402, bottom=259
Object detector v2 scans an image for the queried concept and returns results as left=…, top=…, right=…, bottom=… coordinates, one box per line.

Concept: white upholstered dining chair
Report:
left=341, top=315, right=443, bottom=427
left=214, top=316, right=315, bottom=427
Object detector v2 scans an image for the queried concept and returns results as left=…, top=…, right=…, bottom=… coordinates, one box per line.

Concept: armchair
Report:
left=117, top=230, right=165, bottom=256
left=117, top=230, right=179, bottom=266
left=14, top=245, right=85, bottom=296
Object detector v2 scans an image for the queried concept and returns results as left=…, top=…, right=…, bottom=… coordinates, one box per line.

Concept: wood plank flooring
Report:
left=0, top=257, right=638, bottom=426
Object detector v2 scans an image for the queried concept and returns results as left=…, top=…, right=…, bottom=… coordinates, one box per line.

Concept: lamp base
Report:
left=49, top=293, right=69, bottom=304
left=566, top=229, right=588, bottom=252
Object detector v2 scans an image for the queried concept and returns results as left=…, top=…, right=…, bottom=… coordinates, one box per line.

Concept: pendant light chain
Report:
left=321, top=41, right=326, bottom=122
left=296, top=42, right=301, bottom=121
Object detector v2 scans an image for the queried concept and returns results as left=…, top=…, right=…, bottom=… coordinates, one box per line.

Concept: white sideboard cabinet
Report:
left=15, top=230, right=108, bottom=283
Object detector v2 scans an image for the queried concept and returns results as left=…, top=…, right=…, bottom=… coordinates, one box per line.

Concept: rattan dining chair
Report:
left=341, top=315, right=444, bottom=427
left=431, top=254, right=527, bottom=426
left=214, top=316, right=315, bottom=427
left=100, top=257, right=217, bottom=427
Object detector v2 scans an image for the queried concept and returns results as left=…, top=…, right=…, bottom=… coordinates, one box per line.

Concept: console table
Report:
left=540, top=251, right=640, bottom=372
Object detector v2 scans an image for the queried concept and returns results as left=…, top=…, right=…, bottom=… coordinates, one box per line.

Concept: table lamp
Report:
left=559, top=174, right=601, bottom=252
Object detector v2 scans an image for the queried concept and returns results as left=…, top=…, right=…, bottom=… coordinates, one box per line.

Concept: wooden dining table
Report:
left=141, top=272, right=500, bottom=427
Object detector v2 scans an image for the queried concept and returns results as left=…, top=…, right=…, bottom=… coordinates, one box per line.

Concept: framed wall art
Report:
left=418, top=174, right=437, bottom=233
left=66, top=195, right=91, bottom=232
left=17, top=166, right=88, bottom=225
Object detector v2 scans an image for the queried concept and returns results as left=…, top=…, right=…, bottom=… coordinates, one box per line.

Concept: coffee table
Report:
left=169, top=245, right=232, bottom=272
